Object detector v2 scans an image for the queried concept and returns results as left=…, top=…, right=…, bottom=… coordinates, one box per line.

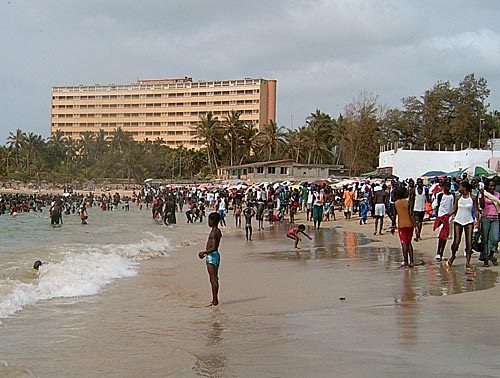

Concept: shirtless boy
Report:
left=243, top=203, right=256, bottom=241
left=198, top=212, right=223, bottom=306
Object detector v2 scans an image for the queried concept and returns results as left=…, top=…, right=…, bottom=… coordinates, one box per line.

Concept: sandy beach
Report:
left=0, top=207, right=499, bottom=377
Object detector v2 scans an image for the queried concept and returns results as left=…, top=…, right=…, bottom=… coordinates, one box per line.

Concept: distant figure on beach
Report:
left=391, top=186, right=415, bottom=268
left=286, top=224, right=312, bottom=250
left=234, top=203, right=242, bottom=228
left=198, top=212, right=222, bottom=306
left=433, top=181, right=455, bottom=261
left=359, top=197, right=369, bottom=225
left=447, top=181, right=479, bottom=271
left=33, top=260, right=43, bottom=270
left=256, top=201, right=265, bottom=230
left=79, top=204, right=88, bottom=225
left=243, top=203, right=256, bottom=241
left=49, top=199, right=63, bottom=225
left=372, top=184, right=388, bottom=235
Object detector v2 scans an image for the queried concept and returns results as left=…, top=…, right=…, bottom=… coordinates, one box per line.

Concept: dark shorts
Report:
left=413, top=211, right=425, bottom=223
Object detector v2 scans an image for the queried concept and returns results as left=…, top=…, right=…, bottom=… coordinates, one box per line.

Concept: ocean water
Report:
left=0, top=205, right=175, bottom=320
left=1, top=210, right=499, bottom=377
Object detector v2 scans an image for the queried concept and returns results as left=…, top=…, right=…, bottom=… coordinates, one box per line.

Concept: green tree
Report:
left=193, top=112, right=222, bottom=172
left=6, top=128, right=26, bottom=169
left=256, top=120, right=286, bottom=161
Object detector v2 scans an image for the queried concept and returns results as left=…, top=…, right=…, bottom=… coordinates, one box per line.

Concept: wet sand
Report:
left=0, top=211, right=499, bottom=377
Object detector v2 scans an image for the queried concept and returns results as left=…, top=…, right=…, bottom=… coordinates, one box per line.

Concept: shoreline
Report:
left=0, top=208, right=499, bottom=377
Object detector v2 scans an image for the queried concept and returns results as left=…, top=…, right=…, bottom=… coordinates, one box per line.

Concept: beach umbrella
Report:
left=421, top=170, right=446, bottom=177
left=462, top=165, right=496, bottom=178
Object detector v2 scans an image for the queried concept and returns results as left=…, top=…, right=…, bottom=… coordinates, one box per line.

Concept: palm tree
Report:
left=6, top=128, right=26, bottom=168
left=193, top=112, right=222, bottom=172
left=304, top=109, right=337, bottom=164
left=78, top=131, right=95, bottom=161
left=48, top=129, right=67, bottom=166
left=93, top=129, right=109, bottom=160
left=284, top=127, right=306, bottom=163
left=23, top=132, right=44, bottom=174
left=110, top=127, right=133, bottom=154
left=223, top=110, right=243, bottom=166
left=256, top=120, right=286, bottom=161
left=237, top=122, right=258, bottom=164
left=0, top=146, right=15, bottom=177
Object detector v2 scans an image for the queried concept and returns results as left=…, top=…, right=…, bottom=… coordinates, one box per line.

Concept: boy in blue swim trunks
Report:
left=198, top=212, right=223, bottom=306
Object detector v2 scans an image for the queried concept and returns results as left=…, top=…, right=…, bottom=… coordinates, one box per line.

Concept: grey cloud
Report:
left=1, top=0, right=499, bottom=142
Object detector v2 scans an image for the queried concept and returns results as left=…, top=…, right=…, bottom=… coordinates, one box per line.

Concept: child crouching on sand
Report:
left=391, top=186, right=415, bottom=267
left=286, top=224, right=312, bottom=250
left=198, top=212, right=222, bottom=306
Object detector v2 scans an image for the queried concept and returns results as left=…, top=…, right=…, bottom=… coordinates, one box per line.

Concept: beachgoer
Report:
left=359, top=197, right=369, bottom=225
left=234, top=203, right=242, bottom=227
left=391, top=186, right=415, bottom=267
left=217, top=196, right=227, bottom=227
left=33, top=260, right=43, bottom=270
left=343, top=186, right=355, bottom=220
left=256, top=201, right=265, bottom=230
left=198, top=212, right=223, bottom=306
left=79, top=204, right=88, bottom=225
left=306, top=186, right=314, bottom=221
left=478, top=179, right=499, bottom=266
left=286, top=224, right=312, bottom=250
left=433, top=181, right=455, bottom=261
left=447, top=181, right=479, bottom=270
left=372, top=184, right=388, bottom=235
left=411, top=178, right=428, bottom=241
left=243, top=203, right=256, bottom=241
left=312, top=187, right=325, bottom=229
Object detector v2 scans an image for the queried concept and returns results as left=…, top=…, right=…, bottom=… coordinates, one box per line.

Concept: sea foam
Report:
left=0, top=234, right=171, bottom=319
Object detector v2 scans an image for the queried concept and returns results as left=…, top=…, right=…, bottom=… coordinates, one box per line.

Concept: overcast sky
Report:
left=1, top=0, right=499, bottom=143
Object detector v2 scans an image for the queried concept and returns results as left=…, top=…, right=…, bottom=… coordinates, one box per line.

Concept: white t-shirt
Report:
left=307, top=191, right=314, bottom=204
left=437, top=193, right=454, bottom=217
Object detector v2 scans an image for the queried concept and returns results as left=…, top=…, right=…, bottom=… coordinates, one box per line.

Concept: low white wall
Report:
left=378, top=149, right=498, bottom=178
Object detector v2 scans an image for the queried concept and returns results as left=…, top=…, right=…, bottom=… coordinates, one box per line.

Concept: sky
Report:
left=1, top=0, right=500, bottom=143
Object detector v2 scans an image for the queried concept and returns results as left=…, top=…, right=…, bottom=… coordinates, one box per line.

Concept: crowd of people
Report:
left=142, top=173, right=499, bottom=271
left=2, top=172, right=498, bottom=272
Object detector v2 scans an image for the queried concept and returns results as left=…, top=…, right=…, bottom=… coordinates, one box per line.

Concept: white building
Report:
left=378, top=147, right=500, bottom=179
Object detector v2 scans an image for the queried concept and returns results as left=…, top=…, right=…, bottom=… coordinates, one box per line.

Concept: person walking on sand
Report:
left=433, top=181, right=455, bottom=261
left=391, top=186, right=415, bottom=268
left=243, top=203, right=256, bottom=241
left=286, top=224, right=312, bottom=250
left=478, top=179, right=499, bottom=266
left=411, top=178, right=429, bottom=242
left=198, top=212, right=223, bottom=306
left=447, top=181, right=479, bottom=270
left=372, top=184, right=388, bottom=235
left=343, top=186, right=355, bottom=220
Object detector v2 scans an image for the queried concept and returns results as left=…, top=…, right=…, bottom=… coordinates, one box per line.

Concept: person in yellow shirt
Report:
left=391, top=185, right=416, bottom=268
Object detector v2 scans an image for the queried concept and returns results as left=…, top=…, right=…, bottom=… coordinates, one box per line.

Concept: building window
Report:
left=257, top=167, right=264, bottom=174
left=280, top=167, right=288, bottom=175
left=267, top=167, right=276, bottom=174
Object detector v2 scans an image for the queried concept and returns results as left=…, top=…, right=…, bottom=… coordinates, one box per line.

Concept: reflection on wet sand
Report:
left=251, top=227, right=498, bottom=301
left=192, top=314, right=227, bottom=377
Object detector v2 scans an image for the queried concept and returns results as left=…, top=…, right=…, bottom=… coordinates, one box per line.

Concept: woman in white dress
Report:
left=448, top=181, right=479, bottom=270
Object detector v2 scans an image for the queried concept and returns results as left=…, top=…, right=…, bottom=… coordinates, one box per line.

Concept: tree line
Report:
left=1, top=73, right=498, bottom=183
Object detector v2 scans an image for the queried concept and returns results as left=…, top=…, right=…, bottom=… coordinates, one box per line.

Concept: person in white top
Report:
left=306, top=187, right=314, bottom=222
left=447, top=181, right=479, bottom=270
left=412, top=178, right=429, bottom=242
left=433, top=181, right=455, bottom=261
